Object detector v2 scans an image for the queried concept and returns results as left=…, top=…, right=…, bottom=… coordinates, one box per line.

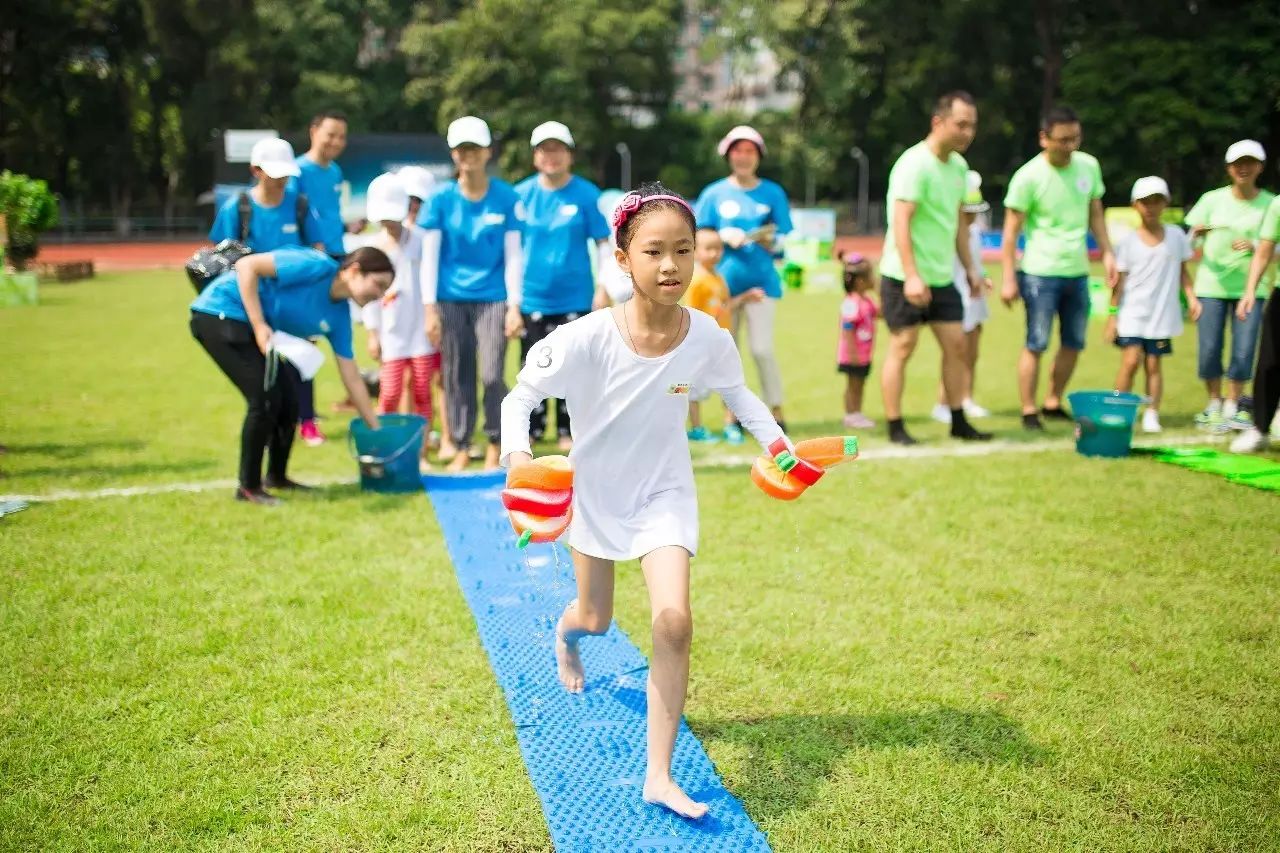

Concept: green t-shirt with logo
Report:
left=1184, top=186, right=1276, bottom=299
left=1003, top=151, right=1105, bottom=278
left=879, top=141, right=968, bottom=287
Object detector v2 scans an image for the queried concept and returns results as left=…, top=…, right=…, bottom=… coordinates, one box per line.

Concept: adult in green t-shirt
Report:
left=1184, top=139, right=1273, bottom=431
left=1231, top=194, right=1280, bottom=452
left=878, top=91, right=991, bottom=445
left=1000, top=105, right=1117, bottom=431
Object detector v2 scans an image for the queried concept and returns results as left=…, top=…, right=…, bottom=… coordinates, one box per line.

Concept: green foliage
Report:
left=0, top=171, right=59, bottom=269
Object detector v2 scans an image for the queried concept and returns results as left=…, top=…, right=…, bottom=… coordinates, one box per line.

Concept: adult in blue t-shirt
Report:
left=290, top=111, right=349, bottom=258
left=420, top=116, right=526, bottom=472
left=694, top=125, right=794, bottom=440
left=514, top=120, right=612, bottom=449
left=209, top=137, right=321, bottom=252
left=189, top=246, right=393, bottom=504
left=286, top=111, right=350, bottom=446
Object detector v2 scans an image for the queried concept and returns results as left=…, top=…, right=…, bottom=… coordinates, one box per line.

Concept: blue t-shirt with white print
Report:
left=291, top=155, right=346, bottom=256
left=419, top=179, right=522, bottom=303
left=190, top=247, right=353, bottom=358
left=514, top=174, right=611, bottom=315
left=209, top=189, right=321, bottom=253
left=693, top=178, right=793, bottom=298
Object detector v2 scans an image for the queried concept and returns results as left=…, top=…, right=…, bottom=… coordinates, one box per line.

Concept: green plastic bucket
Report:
left=348, top=414, right=426, bottom=492
left=1068, top=391, right=1143, bottom=458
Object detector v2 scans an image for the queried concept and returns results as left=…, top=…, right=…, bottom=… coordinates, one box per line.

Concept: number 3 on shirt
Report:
left=535, top=346, right=553, bottom=369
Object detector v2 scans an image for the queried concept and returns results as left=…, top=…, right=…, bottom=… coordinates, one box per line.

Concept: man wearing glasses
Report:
left=1001, top=105, right=1118, bottom=431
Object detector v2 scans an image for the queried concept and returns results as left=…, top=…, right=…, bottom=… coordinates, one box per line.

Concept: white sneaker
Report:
left=1230, top=427, right=1267, bottom=453
left=1270, top=416, right=1280, bottom=440
left=930, top=403, right=952, bottom=424
left=963, top=399, right=990, bottom=419
left=1141, top=408, right=1162, bottom=434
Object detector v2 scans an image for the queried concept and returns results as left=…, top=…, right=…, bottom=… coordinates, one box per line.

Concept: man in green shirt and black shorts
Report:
left=879, top=91, right=992, bottom=445
left=1230, top=194, right=1280, bottom=452
left=1001, top=105, right=1118, bottom=431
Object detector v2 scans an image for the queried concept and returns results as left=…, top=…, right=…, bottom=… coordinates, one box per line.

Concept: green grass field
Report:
left=1, top=269, right=1277, bottom=851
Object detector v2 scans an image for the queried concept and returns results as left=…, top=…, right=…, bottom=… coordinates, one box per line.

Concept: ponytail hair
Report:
left=340, top=246, right=393, bottom=275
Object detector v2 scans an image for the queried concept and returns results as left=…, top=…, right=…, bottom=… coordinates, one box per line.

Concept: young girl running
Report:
left=500, top=182, right=788, bottom=820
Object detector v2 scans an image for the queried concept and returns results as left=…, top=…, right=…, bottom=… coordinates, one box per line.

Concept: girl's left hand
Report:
left=1187, top=296, right=1202, bottom=322
left=1232, top=239, right=1253, bottom=253
left=505, top=305, right=525, bottom=339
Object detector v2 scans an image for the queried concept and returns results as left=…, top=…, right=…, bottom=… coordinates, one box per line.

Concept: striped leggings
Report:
left=378, top=353, right=440, bottom=420
left=438, top=300, right=508, bottom=448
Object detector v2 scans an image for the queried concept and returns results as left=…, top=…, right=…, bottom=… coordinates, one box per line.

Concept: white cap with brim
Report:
left=531, top=121, right=574, bottom=148
left=1130, top=175, right=1171, bottom=202
left=250, top=137, right=301, bottom=179
left=1225, top=139, right=1266, bottom=164
left=447, top=116, right=492, bottom=149
left=366, top=172, right=410, bottom=223
left=717, top=125, right=766, bottom=157
left=962, top=169, right=989, bottom=213
left=397, top=165, right=436, bottom=201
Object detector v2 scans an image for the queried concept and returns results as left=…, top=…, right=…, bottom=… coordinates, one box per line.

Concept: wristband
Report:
left=1108, top=306, right=1119, bottom=316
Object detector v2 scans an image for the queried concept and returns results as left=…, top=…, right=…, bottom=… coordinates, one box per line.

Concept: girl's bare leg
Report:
left=555, top=550, right=615, bottom=693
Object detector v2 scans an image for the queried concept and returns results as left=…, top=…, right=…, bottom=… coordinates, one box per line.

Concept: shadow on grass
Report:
left=2, top=439, right=146, bottom=458
left=697, top=707, right=1048, bottom=818
left=2, top=459, right=219, bottom=481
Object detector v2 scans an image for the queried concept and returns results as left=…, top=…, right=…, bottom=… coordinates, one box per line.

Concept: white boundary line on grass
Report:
left=1, top=435, right=1218, bottom=505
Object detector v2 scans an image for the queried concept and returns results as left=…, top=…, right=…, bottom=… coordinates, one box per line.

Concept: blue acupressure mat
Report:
left=423, top=471, right=770, bottom=852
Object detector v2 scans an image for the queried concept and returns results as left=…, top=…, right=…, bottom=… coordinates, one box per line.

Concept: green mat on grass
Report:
left=1135, top=447, right=1280, bottom=492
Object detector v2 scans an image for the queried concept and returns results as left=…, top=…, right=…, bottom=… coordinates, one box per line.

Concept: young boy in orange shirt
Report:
left=684, top=227, right=763, bottom=440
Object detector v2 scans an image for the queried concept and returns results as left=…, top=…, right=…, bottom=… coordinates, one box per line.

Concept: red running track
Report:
left=36, top=242, right=202, bottom=271
left=35, top=236, right=892, bottom=273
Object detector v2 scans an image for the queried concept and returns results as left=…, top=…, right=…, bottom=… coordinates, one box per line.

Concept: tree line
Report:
left=1, top=0, right=1277, bottom=225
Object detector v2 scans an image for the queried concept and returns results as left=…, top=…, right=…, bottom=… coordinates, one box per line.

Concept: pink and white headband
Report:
left=611, top=192, right=695, bottom=231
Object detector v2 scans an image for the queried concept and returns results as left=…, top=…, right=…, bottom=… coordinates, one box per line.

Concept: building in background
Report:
left=673, top=7, right=799, bottom=114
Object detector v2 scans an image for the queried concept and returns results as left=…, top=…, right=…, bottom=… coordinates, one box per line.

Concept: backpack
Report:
left=184, top=192, right=311, bottom=293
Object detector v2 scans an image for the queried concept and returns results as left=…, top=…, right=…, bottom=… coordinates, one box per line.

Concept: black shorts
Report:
left=880, top=276, right=963, bottom=330
left=838, top=363, right=871, bottom=378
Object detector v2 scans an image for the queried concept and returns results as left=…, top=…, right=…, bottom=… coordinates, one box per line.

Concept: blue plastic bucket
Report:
left=348, top=414, right=426, bottom=492
left=1067, top=391, right=1143, bottom=458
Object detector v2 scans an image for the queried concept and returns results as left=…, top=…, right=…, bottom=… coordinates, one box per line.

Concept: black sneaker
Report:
left=1040, top=405, right=1072, bottom=421
left=235, top=487, right=281, bottom=506
left=889, top=429, right=919, bottom=446
left=263, top=476, right=313, bottom=491
left=1022, top=413, right=1044, bottom=431
left=951, top=423, right=994, bottom=441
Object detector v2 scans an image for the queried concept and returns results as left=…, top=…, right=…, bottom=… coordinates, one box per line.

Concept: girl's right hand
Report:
left=1236, top=293, right=1256, bottom=321
left=1103, top=315, right=1117, bottom=344
left=253, top=323, right=273, bottom=356
left=505, top=451, right=532, bottom=481
left=424, top=306, right=442, bottom=348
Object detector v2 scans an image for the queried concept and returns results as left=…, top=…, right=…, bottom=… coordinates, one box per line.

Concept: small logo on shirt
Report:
left=667, top=382, right=691, bottom=395
left=319, top=320, right=330, bottom=333
left=559, top=204, right=579, bottom=217
left=282, top=224, right=298, bottom=233
left=755, top=203, right=771, bottom=216
left=718, top=200, right=741, bottom=219
left=482, top=212, right=507, bottom=225
left=1076, top=177, right=1091, bottom=193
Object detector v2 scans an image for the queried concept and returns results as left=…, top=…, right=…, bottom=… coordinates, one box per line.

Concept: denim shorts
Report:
left=1196, top=296, right=1266, bottom=381
left=1018, top=273, right=1089, bottom=353
left=1115, top=336, right=1172, bottom=357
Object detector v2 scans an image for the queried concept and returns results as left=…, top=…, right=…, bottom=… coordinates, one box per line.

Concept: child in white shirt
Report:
left=500, top=182, right=787, bottom=821
left=360, top=174, right=440, bottom=445
left=1105, top=176, right=1200, bottom=433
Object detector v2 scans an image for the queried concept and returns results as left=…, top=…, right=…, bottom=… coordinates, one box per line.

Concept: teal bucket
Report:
left=348, top=414, right=426, bottom=492
left=1067, top=391, right=1143, bottom=458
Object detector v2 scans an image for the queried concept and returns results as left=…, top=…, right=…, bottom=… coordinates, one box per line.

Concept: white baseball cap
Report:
left=365, top=172, right=410, bottom=223
left=1130, top=175, right=1171, bottom=202
left=962, top=170, right=989, bottom=213
left=717, top=125, right=766, bottom=157
left=1225, top=139, right=1266, bottom=164
left=446, top=116, right=492, bottom=149
left=397, top=165, right=436, bottom=201
left=531, top=121, right=575, bottom=148
left=249, top=137, right=301, bottom=179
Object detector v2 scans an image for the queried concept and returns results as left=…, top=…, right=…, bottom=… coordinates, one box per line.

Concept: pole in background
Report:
left=615, top=142, right=632, bottom=191
left=850, top=146, right=869, bottom=234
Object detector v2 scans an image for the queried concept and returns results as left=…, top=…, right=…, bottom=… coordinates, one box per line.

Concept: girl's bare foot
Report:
left=483, top=443, right=501, bottom=471
left=437, top=441, right=458, bottom=463
left=555, top=610, right=585, bottom=693
left=446, top=451, right=471, bottom=473
left=642, top=775, right=708, bottom=819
